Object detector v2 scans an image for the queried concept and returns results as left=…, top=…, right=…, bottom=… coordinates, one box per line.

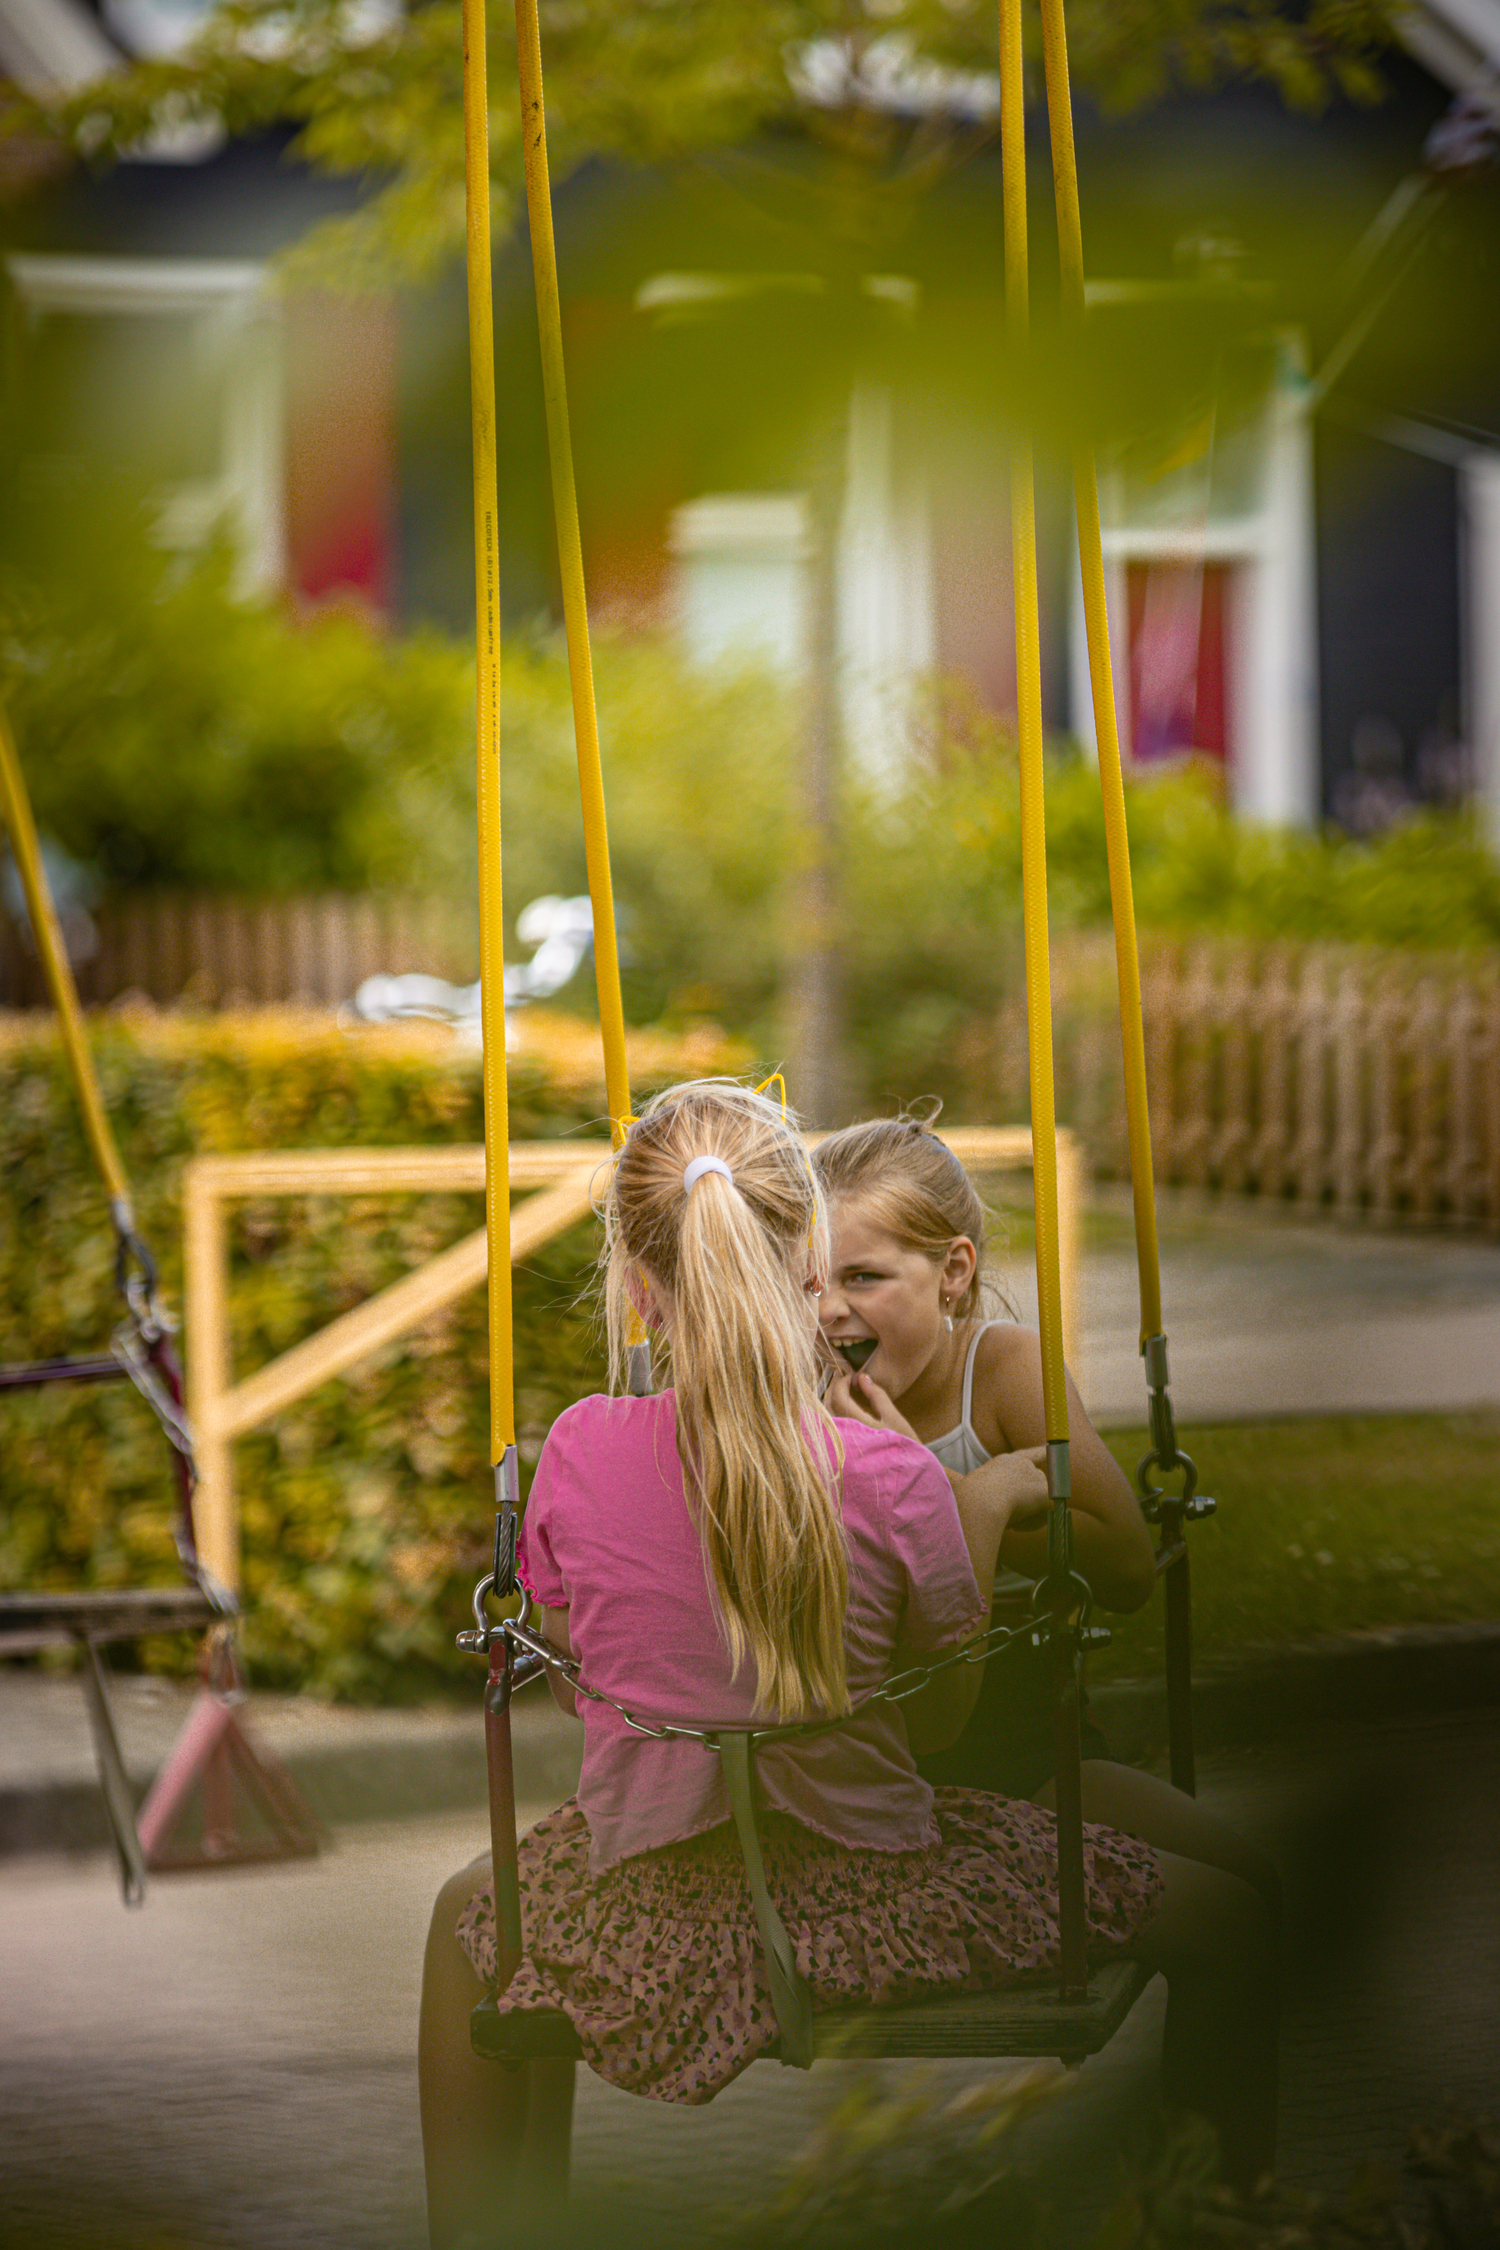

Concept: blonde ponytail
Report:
left=601, top=1080, right=849, bottom=1722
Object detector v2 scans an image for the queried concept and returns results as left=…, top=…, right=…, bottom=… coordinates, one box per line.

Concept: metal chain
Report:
left=110, top=1318, right=195, bottom=1465
left=466, top=1580, right=1105, bottom=1753
left=110, top=1314, right=237, bottom=1619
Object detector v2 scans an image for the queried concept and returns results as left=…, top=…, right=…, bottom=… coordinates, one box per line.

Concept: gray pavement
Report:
left=991, top=1188, right=1500, bottom=1426
left=4, top=1708, right=1499, bottom=2249
left=0, top=1668, right=575, bottom=1855
left=4, top=1192, right=1499, bottom=2242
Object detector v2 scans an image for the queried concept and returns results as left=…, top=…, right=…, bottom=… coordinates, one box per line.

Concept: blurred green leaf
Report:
left=3, top=0, right=1398, bottom=286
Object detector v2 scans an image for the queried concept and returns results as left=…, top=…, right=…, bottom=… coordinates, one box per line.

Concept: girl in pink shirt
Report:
left=420, top=1082, right=1274, bottom=2238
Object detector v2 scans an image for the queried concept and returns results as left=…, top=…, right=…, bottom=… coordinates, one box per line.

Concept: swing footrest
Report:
left=471, top=1958, right=1152, bottom=2070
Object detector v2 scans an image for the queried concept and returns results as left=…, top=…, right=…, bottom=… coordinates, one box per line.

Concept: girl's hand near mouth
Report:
left=825, top=1364, right=920, bottom=1443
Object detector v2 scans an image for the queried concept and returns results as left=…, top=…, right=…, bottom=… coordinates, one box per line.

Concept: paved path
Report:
left=991, top=1190, right=1500, bottom=1426
left=4, top=1707, right=1498, bottom=2250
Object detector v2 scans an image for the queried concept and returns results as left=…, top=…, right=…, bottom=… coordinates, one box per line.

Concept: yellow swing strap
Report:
left=1000, top=0, right=1089, bottom=1998
left=513, top=0, right=652, bottom=1389
left=0, top=699, right=137, bottom=1239
left=1035, top=0, right=1167, bottom=1375
left=513, top=0, right=633, bottom=1152
left=999, top=0, right=1069, bottom=1465
left=462, top=0, right=518, bottom=1507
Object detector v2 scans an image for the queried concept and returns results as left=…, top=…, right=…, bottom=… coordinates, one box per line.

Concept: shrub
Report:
left=0, top=1008, right=745, bottom=1700
left=0, top=498, right=475, bottom=896
left=5, top=492, right=1496, bottom=1121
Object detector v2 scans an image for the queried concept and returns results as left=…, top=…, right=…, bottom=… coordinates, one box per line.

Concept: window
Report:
left=6, top=255, right=284, bottom=592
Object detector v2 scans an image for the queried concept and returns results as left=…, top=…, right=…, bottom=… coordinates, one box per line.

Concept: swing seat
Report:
left=0, top=1587, right=217, bottom=1656
left=471, top=1957, right=1152, bottom=2071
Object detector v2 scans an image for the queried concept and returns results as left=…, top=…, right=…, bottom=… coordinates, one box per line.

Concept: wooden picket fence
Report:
left=990, top=935, right=1500, bottom=1232
left=0, top=892, right=474, bottom=1010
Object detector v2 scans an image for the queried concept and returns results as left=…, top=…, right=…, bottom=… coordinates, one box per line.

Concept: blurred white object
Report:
left=1, top=834, right=100, bottom=969
left=351, top=894, right=594, bottom=1045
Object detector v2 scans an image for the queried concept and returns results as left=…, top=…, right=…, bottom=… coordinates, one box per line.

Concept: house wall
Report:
left=1316, top=422, right=1464, bottom=823
left=1464, top=452, right=1500, bottom=848
left=6, top=53, right=1497, bottom=835
left=2, top=132, right=391, bottom=613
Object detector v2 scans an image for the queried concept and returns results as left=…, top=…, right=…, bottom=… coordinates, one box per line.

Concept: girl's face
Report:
left=819, top=1196, right=973, bottom=1400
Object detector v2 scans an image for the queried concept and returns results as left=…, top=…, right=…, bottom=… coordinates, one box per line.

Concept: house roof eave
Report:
left=1398, top=0, right=1500, bottom=113
left=0, top=0, right=122, bottom=97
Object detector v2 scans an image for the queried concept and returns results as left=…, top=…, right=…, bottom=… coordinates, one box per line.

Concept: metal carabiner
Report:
left=1137, top=1442, right=1215, bottom=1525
left=456, top=1571, right=532, bottom=1655
left=1028, top=1565, right=1101, bottom=1661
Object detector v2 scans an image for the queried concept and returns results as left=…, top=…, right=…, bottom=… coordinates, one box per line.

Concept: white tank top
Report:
left=925, top=1321, right=1033, bottom=1600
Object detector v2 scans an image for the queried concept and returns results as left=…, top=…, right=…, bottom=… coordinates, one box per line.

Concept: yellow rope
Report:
left=1036, top=0, right=1164, bottom=1348
left=513, top=0, right=633, bottom=1152
left=1000, top=0, right=1069, bottom=1447
left=0, top=698, right=135, bottom=1226
left=462, top=0, right=515, bottom=1459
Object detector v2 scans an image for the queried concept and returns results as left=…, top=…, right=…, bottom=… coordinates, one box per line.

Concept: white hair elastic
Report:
left=683, top=1155, right=733, bottom=1195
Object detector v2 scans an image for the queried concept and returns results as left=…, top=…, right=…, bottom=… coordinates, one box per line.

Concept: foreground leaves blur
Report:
left=3, top=0, right=1397, bottom=287
left=713, top=2096, right=1500, bottom=2250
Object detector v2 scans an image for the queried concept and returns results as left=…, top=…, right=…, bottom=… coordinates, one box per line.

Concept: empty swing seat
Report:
left=471, top=1957, right=1152, bottom=2071
left=0, top=1586, right=217, bottom=1656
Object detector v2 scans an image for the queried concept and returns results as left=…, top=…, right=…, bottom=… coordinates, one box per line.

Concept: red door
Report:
left=1126, top=560, right=1230, bottom=769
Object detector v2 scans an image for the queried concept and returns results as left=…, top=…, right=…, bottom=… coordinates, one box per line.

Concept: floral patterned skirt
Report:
left=455, top=1787, right=1163, bottom=2105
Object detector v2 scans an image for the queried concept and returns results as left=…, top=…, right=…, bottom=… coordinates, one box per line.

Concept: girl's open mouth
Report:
left=834, top=1337, right=878, bottom=1372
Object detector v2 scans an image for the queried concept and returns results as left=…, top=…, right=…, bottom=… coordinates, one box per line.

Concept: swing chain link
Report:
left=111, top=1317, right=194, bottom=1467
left=205, top=1618, right=247, bottom=1705
left=110, top=1295, right=238, bottom=1620
left=457, top=1567, right=1110, bottom=1749
left=110, top=1197, right=168, bottom=1342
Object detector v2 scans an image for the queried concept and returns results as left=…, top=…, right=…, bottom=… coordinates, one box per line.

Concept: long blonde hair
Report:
left=601, top=1079, right=849, bottom=1722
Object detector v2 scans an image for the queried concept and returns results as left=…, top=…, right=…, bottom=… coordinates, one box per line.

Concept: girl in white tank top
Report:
left=926, top=1323, right=1035, bottom=1603
left=810, top=1128, right=1156, bottom=1626
left=808, top=1118, right=1283, bottom=2187
left=925, top=1319, right=1001, bottom=1477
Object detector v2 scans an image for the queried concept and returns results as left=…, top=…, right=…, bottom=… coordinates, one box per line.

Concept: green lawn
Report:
left=1092, top=1411, right=1500, bottom=1680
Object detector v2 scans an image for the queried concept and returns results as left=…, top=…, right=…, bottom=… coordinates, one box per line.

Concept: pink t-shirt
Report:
left=518, top=1391, right=986, bottom=1873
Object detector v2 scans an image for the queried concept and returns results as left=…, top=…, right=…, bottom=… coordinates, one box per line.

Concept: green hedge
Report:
left=0, top=1012, right=740, bottom=1701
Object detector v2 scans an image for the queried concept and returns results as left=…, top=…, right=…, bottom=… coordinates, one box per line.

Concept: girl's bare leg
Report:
left=420, top=1859, right=574, bottom=2249
left=1032, top=1767, right=1280, bottom=2191
left=1036, top=1759, right=1283, bottom=1924
left=1128, top=1846, right=1280, bottom=2193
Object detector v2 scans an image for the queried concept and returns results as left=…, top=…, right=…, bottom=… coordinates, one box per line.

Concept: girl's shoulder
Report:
left=966, top=1319, right=1046, bottom=1451
left=550, top=1388, right=667, bottom=1430
left=539, top=1389, right=673, bottom=1466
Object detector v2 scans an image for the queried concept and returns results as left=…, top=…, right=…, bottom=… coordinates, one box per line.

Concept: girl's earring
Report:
left=943, top=1298, right=954, bottom=1333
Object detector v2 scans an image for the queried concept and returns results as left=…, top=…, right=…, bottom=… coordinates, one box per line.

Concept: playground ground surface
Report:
left=4, top=1701, right=1499, bottom=2250
left=3, top=1186, right=1499, bottom=2243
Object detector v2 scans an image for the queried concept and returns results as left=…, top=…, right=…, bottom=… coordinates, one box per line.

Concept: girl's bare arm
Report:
left=974, top=1328, right=1156, bottom=1612
left=892, top=1445, right=1050, bottom=1751
left=532, top=1604, right=578, bottom=1717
